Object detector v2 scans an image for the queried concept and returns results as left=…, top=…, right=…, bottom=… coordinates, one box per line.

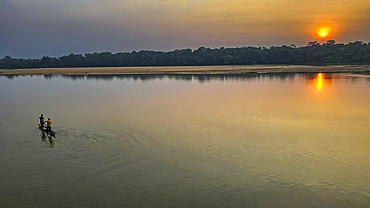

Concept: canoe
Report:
left=38, top=124, right=55, bottom=137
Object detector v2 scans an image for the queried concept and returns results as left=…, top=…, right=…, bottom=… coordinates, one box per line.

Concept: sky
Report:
left=1, top=0, right=370, bottom=58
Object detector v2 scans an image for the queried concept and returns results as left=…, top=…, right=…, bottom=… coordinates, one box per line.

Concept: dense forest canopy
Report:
left=1, top=40, right=370, bottom=69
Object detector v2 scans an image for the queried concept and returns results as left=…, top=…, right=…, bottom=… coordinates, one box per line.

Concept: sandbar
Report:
left=1, top=65, right=370, bottom=75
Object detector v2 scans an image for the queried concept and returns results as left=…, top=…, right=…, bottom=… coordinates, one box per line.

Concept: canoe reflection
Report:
left=41, top=132, right=55, bottom=148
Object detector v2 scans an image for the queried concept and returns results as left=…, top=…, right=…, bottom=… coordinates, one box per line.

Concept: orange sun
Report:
left=313, top=23, right=335, bottom=39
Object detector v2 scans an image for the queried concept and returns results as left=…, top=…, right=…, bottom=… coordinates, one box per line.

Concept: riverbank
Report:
left=1, top=65, right=370, bottom=75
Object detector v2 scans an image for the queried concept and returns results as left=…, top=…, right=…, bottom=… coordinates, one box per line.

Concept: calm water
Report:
left=0, top=72, right=369, bottom=207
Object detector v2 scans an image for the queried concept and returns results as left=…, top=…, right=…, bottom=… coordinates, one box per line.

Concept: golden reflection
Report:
left=310, top=73, right=331, bottom=97
left=317, top=73, right=323, bottom=91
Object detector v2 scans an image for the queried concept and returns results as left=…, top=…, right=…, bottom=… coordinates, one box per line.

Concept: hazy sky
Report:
left=1, top=0, right=370, bottom=58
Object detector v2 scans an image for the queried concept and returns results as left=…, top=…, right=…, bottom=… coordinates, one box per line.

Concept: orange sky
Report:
left=1, top=0, right=370, bottom=57
left=99, top=0, right=370, bottom=42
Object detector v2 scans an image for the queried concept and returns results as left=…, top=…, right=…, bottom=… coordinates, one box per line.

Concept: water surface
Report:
left=0, top=72, right=369, bottom=207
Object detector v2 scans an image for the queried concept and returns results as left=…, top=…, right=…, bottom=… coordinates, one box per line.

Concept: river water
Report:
left=0, top=72, right=369, bottom=207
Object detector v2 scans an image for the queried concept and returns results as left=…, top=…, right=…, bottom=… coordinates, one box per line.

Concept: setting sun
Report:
left=318, top=28, right=329, bottom=38
left=313, top=23, right=335, bottom=39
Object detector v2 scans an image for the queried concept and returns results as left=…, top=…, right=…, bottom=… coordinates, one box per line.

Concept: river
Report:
left=0, top=72, right=369, bottom=207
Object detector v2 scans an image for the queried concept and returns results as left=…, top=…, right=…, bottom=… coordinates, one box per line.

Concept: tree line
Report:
left=1, top=40, right=370, bottom=69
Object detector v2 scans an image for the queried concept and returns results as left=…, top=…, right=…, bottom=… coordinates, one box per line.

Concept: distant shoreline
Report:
left=1, top=65, right=370, bottom=75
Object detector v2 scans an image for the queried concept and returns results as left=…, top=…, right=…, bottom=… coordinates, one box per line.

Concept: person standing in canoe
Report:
left=39, top=114, right=45, bottom=128
left=46, top=118, right=52, bottom=132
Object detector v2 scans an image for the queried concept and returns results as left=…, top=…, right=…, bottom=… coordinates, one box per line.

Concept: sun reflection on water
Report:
left=317, top=73, right=323, bottom=91
left=310, top=72, right=330, bottom=97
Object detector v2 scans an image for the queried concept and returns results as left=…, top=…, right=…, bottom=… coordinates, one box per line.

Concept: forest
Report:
left=1, top=40, right=370, bottom=69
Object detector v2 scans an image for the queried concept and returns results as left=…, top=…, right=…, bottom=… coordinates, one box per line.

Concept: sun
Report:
left=318, top=29, right=328, bottom=38
left=316, top=27, right=331, bottom=38
left=313, top=23, right=335, bottom=39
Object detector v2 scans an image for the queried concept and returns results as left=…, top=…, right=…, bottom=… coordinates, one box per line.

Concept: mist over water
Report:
left=0, top=72, right=369, bottom=207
